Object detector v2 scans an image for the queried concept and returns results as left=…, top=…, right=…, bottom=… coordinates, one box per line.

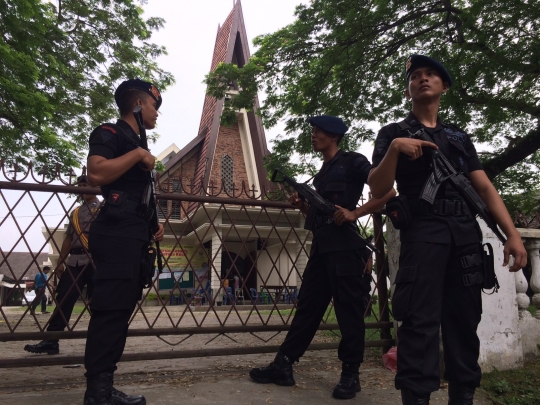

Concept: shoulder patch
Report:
left=101, top=125, right=117, bottom=134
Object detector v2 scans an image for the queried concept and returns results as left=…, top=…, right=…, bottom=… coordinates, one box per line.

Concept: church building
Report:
left=154, top=1, right=309, bottom=305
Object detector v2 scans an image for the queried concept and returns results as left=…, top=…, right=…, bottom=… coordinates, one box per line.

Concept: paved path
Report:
left=0, top=351, right=492, bottom=405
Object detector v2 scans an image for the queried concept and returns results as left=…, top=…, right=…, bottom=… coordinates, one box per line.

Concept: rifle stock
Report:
left=271, top=169, right=380, bottom=253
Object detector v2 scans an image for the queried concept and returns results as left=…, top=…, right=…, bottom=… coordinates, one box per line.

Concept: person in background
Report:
left=24, top=175, right=100, bottom=355
left=30, top=266, right=50, bottom=315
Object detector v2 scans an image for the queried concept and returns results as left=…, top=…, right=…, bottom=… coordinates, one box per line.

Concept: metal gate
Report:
left=0, top=162, right=393, bottom=368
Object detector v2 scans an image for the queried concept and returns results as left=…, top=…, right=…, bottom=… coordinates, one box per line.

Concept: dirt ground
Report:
left=0, top=306, right=492, bottom=404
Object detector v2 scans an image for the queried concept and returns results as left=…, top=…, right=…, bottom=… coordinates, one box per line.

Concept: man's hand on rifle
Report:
left=333, top=205, right=357, bottom=226
left=153, top=223, right=164, bottom=242
left=288, top=193, right=306, bottom=209
left=138, top=148, right=156, bottom=171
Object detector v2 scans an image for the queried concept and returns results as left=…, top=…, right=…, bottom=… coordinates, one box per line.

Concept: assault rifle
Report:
left=411, top=129, right=507, bottom=245
left=271, top=169, right=380, bottom=253
left=133, top=105, right=163, bottom=287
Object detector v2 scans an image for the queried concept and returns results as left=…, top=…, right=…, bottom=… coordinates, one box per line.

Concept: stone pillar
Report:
left=515, top=269, right=531, bottom=319
left=525, top=238, right=540, bottom=319
left=210, top=210, right=223, bottom=303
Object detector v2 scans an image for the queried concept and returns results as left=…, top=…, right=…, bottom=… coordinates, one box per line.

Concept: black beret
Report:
left=114, top=79, right=162, bottom=110
left=76, top=175, right=88, bottom=185
left=406, top=55, right=453, bottom=86
left=309, top=115, right=348, bottom=136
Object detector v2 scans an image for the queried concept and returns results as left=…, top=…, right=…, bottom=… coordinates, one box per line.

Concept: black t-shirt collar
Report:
left=405, top=112, right=443, bottom=134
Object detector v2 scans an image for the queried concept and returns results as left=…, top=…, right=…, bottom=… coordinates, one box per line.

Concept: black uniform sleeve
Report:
left=463, top=134, right=483, bottom=172
left=350, top=154, right=372, bottom=183
left=372, top=125, right=395, bottom=168
left=88, top=126, right=121, bottom=159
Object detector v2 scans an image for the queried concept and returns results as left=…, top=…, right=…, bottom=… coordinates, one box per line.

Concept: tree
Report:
left=0, top=0, right=174, bottom=169
left=205, top=0, right=540, bottom=211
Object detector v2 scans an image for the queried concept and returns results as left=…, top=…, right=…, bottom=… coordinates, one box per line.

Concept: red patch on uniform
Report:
left=111, top=193, right=120, bottom=203
left=390, top=211, right=399, bottom=220
left=101, top=126, right=117, bottom=134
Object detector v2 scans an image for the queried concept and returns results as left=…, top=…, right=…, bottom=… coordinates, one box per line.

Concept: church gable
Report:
left=161, top=0, right=270, bottom=204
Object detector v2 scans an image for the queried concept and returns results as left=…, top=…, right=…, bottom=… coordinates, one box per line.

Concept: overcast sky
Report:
left=144, top=0, right=303, bottom=156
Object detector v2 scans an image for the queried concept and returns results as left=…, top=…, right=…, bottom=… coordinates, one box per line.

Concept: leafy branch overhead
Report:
left=204, top=0, right=540, bottom=209
left=0, top=0, right=175, bottom=169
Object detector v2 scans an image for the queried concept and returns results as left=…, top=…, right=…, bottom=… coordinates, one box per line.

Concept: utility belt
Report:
left=386, top=196, right=470, bottom=230
left=69, top=248, right=86, bottom=255
left=103, top=190, right=153, bottom=222
left=313, top=215, right=334, bottom=230
left=409, top=198, right=470, bottom=217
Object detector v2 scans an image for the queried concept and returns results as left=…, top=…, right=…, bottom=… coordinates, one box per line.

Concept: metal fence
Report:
left=0, top=162, right=393, bottom=368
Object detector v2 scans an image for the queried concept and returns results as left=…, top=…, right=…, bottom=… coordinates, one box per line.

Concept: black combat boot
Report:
left=84, top=372, right=114, bottom=405
left=448, top=382, right=475, bottom=405
left=401, top=388, right=430, bottom=405
left=332, top=362, right=361, bottom=399
left=249, top=351, right=295, bottom=386
left=23, top=340, right=59, bottom=355
left=111, top=387, right=146, bottom=405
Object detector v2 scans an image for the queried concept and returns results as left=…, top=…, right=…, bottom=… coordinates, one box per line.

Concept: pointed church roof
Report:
left=164, top=0, right=270, bottom=192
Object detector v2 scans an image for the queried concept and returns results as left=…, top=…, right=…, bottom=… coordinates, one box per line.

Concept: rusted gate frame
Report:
left=0, top=340, right=395, bottom=369
left=0, top=177, right=393, bottom=367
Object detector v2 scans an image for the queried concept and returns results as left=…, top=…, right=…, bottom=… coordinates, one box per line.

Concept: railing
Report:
left=0, top=162, right=394, bottom=368
left=515, top=227, right=540, bottom=319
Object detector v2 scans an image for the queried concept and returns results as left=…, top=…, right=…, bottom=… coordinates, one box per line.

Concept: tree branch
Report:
left=483, top=126, right=540, bottom=179
left=457, top=87, right=540, bottom=117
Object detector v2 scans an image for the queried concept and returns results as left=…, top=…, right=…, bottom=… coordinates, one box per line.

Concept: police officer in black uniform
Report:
left=84, top=79, right=165, bottom=405
left=368, top=55, right=527, bottom=405
left=249, top=115, right=395, bottom=400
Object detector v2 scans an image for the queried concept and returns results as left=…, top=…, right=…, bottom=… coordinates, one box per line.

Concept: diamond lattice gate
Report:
left=0, top=163, right=394, bottom=368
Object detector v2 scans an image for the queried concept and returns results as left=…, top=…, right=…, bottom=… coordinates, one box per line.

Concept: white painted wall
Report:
left=477, top=220, right=523, bottom=371
left=256, top=244, right=297, bottom=288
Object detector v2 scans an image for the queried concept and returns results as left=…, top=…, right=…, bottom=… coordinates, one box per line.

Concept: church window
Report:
left=221, top=155, right=234, bottom=192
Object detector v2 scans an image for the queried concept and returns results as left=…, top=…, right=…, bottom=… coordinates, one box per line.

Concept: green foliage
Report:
left=482, top=356, right=540, bottom=405
left=205, top=0, right=540, bottom=209
left=154, top=158, right=166, bottom=173
left=144, top=293, right=168, bottom=301
left=0, top=0, right=174, bottom=169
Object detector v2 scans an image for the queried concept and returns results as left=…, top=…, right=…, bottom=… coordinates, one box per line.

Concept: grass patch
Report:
left=257, top=309, right=296, bottom=316
left=527, top=304, right=536, bottom=317
left=321, top=303, right=394, bottom=341
left=481, top=356, right=540, bottom=405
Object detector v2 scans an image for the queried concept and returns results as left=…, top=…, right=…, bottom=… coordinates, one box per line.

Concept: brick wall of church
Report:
left=208, top=122, right=251, bottom=197
left=159, top=153, right=199, bottom=220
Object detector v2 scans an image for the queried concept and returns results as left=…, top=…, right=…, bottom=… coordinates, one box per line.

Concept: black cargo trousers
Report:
left=393, top=239, right=484, bottom=396
left=47, top=263, right=95, bottom=335
left=280, top=247, right=370, bottom=364
left=84, top=233, right=147, bottom=378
